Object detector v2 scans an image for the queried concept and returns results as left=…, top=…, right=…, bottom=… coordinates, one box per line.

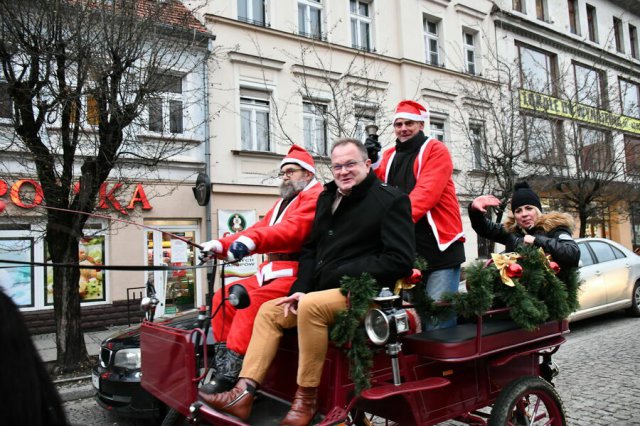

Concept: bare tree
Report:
left=0, top=0, right=211, bottom=371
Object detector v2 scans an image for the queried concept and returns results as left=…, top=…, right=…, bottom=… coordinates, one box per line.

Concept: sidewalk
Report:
left=32, top=326, right=129, bottom=402
left=32, top=326, right=126, bottom=363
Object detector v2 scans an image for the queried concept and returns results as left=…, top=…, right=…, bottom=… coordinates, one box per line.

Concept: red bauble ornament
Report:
left=407, top=268, right=422, bottom=284
left=0, top=200, right=5, bottom=213
left=506, top=263, right=523, bottom=278
left=549, top=261, right=561, bottom=274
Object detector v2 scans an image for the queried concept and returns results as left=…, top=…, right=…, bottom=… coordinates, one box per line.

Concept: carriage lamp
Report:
left=227, top=284, right=251, bottom=309
left=365, top=124, right=379, bottom=137
left=364, top=287, right=409, bottom=345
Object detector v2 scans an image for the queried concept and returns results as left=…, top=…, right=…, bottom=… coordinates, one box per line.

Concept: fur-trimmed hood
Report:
left=504, top=211, right=575, bottom=234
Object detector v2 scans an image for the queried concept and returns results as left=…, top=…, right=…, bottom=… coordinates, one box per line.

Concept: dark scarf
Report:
left=386, top=131, right=426, bottom=193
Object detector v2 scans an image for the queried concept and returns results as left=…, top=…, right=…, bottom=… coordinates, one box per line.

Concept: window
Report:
left=470, top=124, right=484, bottom=169
left=430, top=120, right=445, bottom=142
left=302, top=102, right=327, bottom=156
left=1, top=80, right=13, bottom=119
left=298, top=0, right=322, bottom=39
left=625, top=136, right=640, bottom=175
left=578, top=243, right=594, bottom=266
left=630, top=25, right=639, bottom=59
left=238, top=0, right=265, bottom=26
left=619, top=78, right=639, bottom=118
left=350, top=0, right=372, bottom=51
left=0, top=238, right=34, bottom=308
left=463, top=32, right=477, bottom=75
left=568, top=0, right=579, bottom=35
left=631, top=203, right=640, bottom=251
left=148, top=74, right=183, bottom=134
left=518, top=44, right=557, bottom=95
left=573, top=63, right=605, bottom=108
left=355, top=112, right=375, bottom=142
left=535, top=0, right=547, bottom=21
left=580, top=127, right=611, bottom=171
left=586, top=4, right=597, bottom=43
left=513, top=0, right=525, bottom=13
left=424, top=18, right=440, bottom=66
left=589, top=241, right=616, bottom=263
left=524, top=116, right=563, bottom=163
left=86, top=95, right=101, bottom=126
left=613, top=17, right=624, bottom=53
left=240, top=90, right=270, bottom=151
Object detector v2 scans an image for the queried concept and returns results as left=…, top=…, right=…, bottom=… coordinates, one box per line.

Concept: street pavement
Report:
left=61, top=312, right=640, bottom=425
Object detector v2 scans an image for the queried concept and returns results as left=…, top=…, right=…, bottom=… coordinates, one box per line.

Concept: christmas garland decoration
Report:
left=329, top=248, right=581, bottom=392
left=329, top=273, right=378, bottom=394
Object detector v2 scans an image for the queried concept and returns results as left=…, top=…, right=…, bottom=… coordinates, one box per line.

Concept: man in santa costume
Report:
left=366, top=100, right=465, bottom=329
left=199, top=145, right=322, bottom=392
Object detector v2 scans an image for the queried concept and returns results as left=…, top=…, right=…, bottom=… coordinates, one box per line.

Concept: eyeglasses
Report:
left=393, top=120, right=418, bottom=128
left=278, top=167, right=304, bottom=177
left=331, top=160, right=364, bottom=173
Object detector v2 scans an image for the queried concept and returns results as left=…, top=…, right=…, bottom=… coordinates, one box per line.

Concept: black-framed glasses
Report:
left=331, top=160, right=363, bottom=173
left=278, top=167, right=304, bottom=177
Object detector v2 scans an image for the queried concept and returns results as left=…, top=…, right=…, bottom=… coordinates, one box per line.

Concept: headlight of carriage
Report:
left=365, top=308, right=409, bottom=345
left=113, top=348, right=141, bottom=369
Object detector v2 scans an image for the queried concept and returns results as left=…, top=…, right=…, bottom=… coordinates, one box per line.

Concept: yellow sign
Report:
left=519, top=89, right=640, bottom=135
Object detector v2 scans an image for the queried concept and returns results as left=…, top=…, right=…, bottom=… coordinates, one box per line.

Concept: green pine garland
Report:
left=328, top=247, right=581, bottom=393
left=330, top=273, right=378, bottom=394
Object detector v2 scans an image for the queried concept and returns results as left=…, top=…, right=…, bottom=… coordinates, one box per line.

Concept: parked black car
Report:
left=92, top=310, right=203, bottom=419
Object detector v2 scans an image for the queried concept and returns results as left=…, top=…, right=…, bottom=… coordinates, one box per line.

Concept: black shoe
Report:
left=200, top=374, right=236, bottom=394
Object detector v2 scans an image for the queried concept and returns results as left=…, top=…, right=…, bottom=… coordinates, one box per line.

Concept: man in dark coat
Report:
left=198, top=138, right=416, bottom=425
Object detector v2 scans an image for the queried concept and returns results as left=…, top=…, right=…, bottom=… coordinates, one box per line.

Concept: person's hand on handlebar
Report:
left=199, top=239, right=224, bottom=261
left=276, top=292, right=305, bottom=317
left=226, top=241, right=250, bottom=263
left=471, top=195, right=502, bottom=213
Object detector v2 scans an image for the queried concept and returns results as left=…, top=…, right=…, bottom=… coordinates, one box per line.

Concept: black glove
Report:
left=364, top=134, right=381, bottom=163
left=227, top=241, right=250, bottom=263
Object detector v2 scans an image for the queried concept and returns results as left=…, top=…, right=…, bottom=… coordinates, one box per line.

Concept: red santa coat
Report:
left=219, top=178, right=323, bottom=284
left=212, top=178, right=322, bottom=354
left=375, top=138, right=464, bottom=251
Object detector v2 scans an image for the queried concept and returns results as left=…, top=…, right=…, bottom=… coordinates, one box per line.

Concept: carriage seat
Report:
left=402, top=317, right=567, bottom=362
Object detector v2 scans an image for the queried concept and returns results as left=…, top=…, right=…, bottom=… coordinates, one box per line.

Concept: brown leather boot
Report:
left=280, top=386, right=318, bottom=426
left=198, top=378, right=257, bottom=420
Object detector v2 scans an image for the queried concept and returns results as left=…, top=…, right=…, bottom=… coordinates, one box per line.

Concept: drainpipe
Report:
left=203, top=37, right=213, bottom=241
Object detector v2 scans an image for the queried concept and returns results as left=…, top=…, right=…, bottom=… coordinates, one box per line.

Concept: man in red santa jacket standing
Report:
left=199, top=145, right=322, bottom=392
left=366, top=100, right=465, bottom=329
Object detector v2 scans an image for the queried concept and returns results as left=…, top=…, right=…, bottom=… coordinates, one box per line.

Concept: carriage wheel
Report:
left=488, top=376, right=566, bottom=426
left=161, top=408, right=190, bottom=426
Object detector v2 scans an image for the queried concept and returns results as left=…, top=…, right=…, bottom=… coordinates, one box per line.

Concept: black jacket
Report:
left=289, top=171, right=416, bottom=294
left=468, top=205, right=580, bottom=269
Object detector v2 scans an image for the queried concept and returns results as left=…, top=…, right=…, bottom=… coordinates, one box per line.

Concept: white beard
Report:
left=280, top=179, right=308, bottom=200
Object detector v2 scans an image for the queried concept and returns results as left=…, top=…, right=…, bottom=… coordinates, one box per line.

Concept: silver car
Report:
left=570, top=238, right=640, bottom=321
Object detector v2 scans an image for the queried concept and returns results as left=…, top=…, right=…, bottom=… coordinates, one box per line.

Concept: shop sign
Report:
left=218, top=209, right=258, bottom=283
left=519, top=89, right=640, bottom=135
left=0, top=179, right=152, bottom=213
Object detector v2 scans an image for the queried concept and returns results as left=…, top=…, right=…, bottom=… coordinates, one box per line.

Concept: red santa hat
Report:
left=280, top=145, right=315, bottom=174
left=393, top=100, right=429, bottom=123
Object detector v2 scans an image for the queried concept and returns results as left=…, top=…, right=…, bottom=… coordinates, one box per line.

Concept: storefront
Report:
left=0, top=177, right=208, bottom=318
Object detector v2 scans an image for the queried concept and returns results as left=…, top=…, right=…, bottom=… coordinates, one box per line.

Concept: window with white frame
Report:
left=535, top=0, right=548, bottom=21
left=355, top=112, right=376, bottom=142
left=0, top=80, right=13, bottom=119
left=470, top=124, right=484, bottom=169
left=630, top=25, right=639, bottom=59
left=613, top=17, right=624, bottom=53
left=350, top=0, right=372, bottom=51
left=430, top=120, right=445, bottom=142
left=424, top=18, right=440, bottom=66
left=303, top=102, right=327, bottom=156
left=463, top=31, right=477, bottom=75
left=518, top=44, right=557, bottom=95
left=238, top=0, right=266, bottom=26
left=240, top=89, right=270, bottom=151
left=620, top=78, right=640, bottom=118
left=586, top=4, right=598, bottom=43
left=148, top=74, right=184, bottom=134
left=298, top=0, right=322, bottom=39
left=568, top=0, right=579, bottom=35
left=512, top=0, right=525, bottom=13
left=573, top=62, right=605, bottom=108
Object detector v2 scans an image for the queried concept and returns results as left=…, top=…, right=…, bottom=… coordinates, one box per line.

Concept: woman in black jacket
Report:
left=468, top=182, right=579, bottom=269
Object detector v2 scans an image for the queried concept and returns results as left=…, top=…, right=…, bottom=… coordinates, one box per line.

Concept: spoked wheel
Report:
left=161, top=408, right=190, bottom=426
left=348, top=410, right=399, bottom=426
left=489, top=376, right=566, bottom=426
